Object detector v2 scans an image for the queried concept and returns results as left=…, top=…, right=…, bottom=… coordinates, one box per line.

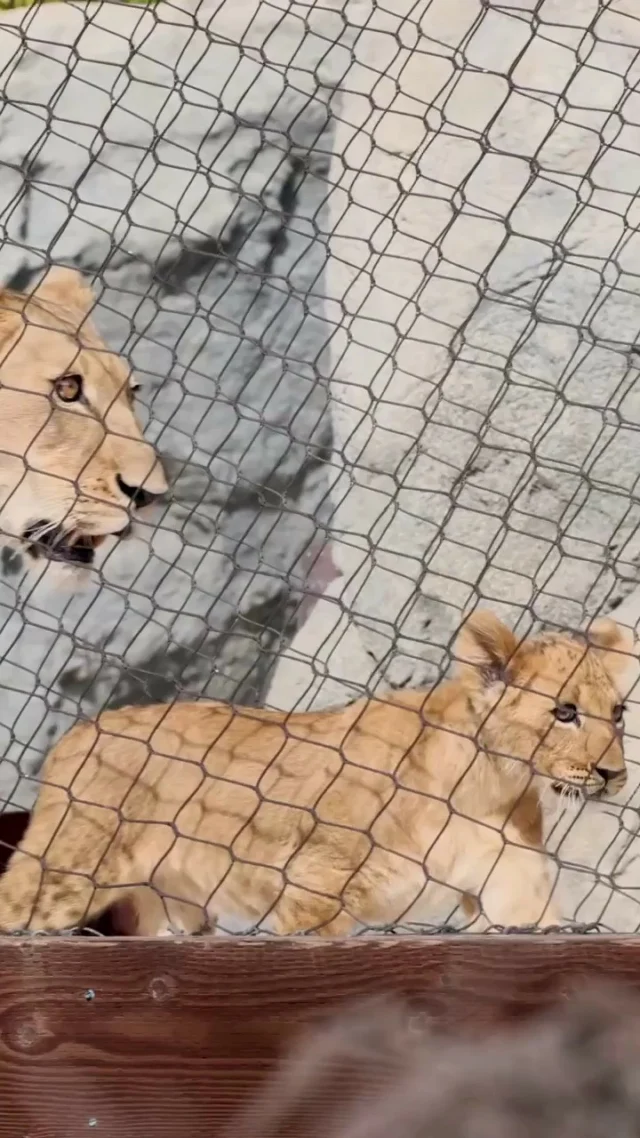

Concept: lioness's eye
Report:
left=53, top=374, right=83, bottom=403
left=553, top=703, right=578, bottom=724
left=613, top=703, right=626, bottom=724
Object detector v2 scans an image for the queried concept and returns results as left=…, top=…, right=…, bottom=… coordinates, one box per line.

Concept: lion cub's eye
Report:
left=613, top=703, right=626, bottom=724
left=53, top=374, right=83, bottom=403
left=553, top=703, right=579, bottom=724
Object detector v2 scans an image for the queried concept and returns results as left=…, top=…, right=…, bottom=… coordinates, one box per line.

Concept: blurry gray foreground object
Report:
left=0, top=0, right=339, bottom=807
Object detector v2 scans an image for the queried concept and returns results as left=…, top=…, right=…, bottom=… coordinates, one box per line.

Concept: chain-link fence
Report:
left=1, top=0, right=640, bottom=936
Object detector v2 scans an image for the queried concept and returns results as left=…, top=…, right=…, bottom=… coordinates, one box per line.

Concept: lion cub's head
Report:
left=454, top=610, right=636, bottom=801
left=0, top=267, right=167, bottom=580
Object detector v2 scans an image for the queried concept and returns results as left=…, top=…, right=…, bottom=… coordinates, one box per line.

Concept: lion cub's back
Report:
left=41, top=692, right=434, bottom=824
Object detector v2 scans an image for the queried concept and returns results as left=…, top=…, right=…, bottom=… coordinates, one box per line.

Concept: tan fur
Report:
left=0, top=267, right=166, bottom=574
left=0, top=611, right=634, bottom=936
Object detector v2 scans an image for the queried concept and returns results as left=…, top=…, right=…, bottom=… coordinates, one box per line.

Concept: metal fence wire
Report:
left=1, top=0, right=640, bottom=936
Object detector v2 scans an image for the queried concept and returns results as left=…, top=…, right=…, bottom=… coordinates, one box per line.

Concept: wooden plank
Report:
left=1, top=936, right=640, bottom=1138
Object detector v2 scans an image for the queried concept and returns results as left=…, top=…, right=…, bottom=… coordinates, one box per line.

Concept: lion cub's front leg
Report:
left=462, top=839, right=560, bottom=932
left=122, top=885, right=211, bottom=937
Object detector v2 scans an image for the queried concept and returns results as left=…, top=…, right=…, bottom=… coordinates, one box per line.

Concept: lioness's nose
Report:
left=595, top=765, right=616, bottom=784
left=116, top=475, right=163, bottom=510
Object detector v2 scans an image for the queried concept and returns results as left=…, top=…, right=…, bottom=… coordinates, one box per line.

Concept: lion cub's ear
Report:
left=586, top=618, right=637, bottom=686
left=454, top=610, right=519, bottom=685
left=32, top=267, right=96, bottom=320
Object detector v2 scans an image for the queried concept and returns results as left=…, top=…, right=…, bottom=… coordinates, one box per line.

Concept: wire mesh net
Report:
left=0, top=0, right=640, bottom=936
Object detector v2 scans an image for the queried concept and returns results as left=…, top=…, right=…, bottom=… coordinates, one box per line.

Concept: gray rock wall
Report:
left=268, top=0, right=640, bottom=711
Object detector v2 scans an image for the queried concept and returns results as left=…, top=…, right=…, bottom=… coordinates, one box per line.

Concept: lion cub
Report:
left=0, top=611, right=633, bottom=936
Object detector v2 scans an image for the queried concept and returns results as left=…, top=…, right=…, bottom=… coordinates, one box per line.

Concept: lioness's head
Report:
left=455, top=610, right=636, bottom=801
left=0, top=268, right=167, bottom=577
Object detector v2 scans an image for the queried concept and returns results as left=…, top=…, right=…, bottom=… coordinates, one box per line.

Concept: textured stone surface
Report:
left=0, top=0, right=339, bottom=807
left=268, top=0, right=640, bottom=713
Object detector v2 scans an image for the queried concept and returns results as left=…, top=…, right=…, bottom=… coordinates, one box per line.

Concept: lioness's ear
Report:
left=454, top=610, right=519, bottom=684
left=32, top=267, right=96, bottom=319
left=587, top=618, right=637, bottom=685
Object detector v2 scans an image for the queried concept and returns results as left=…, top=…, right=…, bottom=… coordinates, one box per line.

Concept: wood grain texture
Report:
left=1, top=936, right=640, bottom=1137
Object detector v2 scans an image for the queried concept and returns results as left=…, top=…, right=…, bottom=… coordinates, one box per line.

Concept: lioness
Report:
left=0, top=610, right=633, bottom=936
left=0, top=267, right=167, bottom=576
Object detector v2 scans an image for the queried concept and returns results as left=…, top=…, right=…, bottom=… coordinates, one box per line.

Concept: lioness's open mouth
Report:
left=22, top=521, right=109, bottom=566
left=552, top=780, right=613, bottom=801
left=551, top=782, right=584, bottom=800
